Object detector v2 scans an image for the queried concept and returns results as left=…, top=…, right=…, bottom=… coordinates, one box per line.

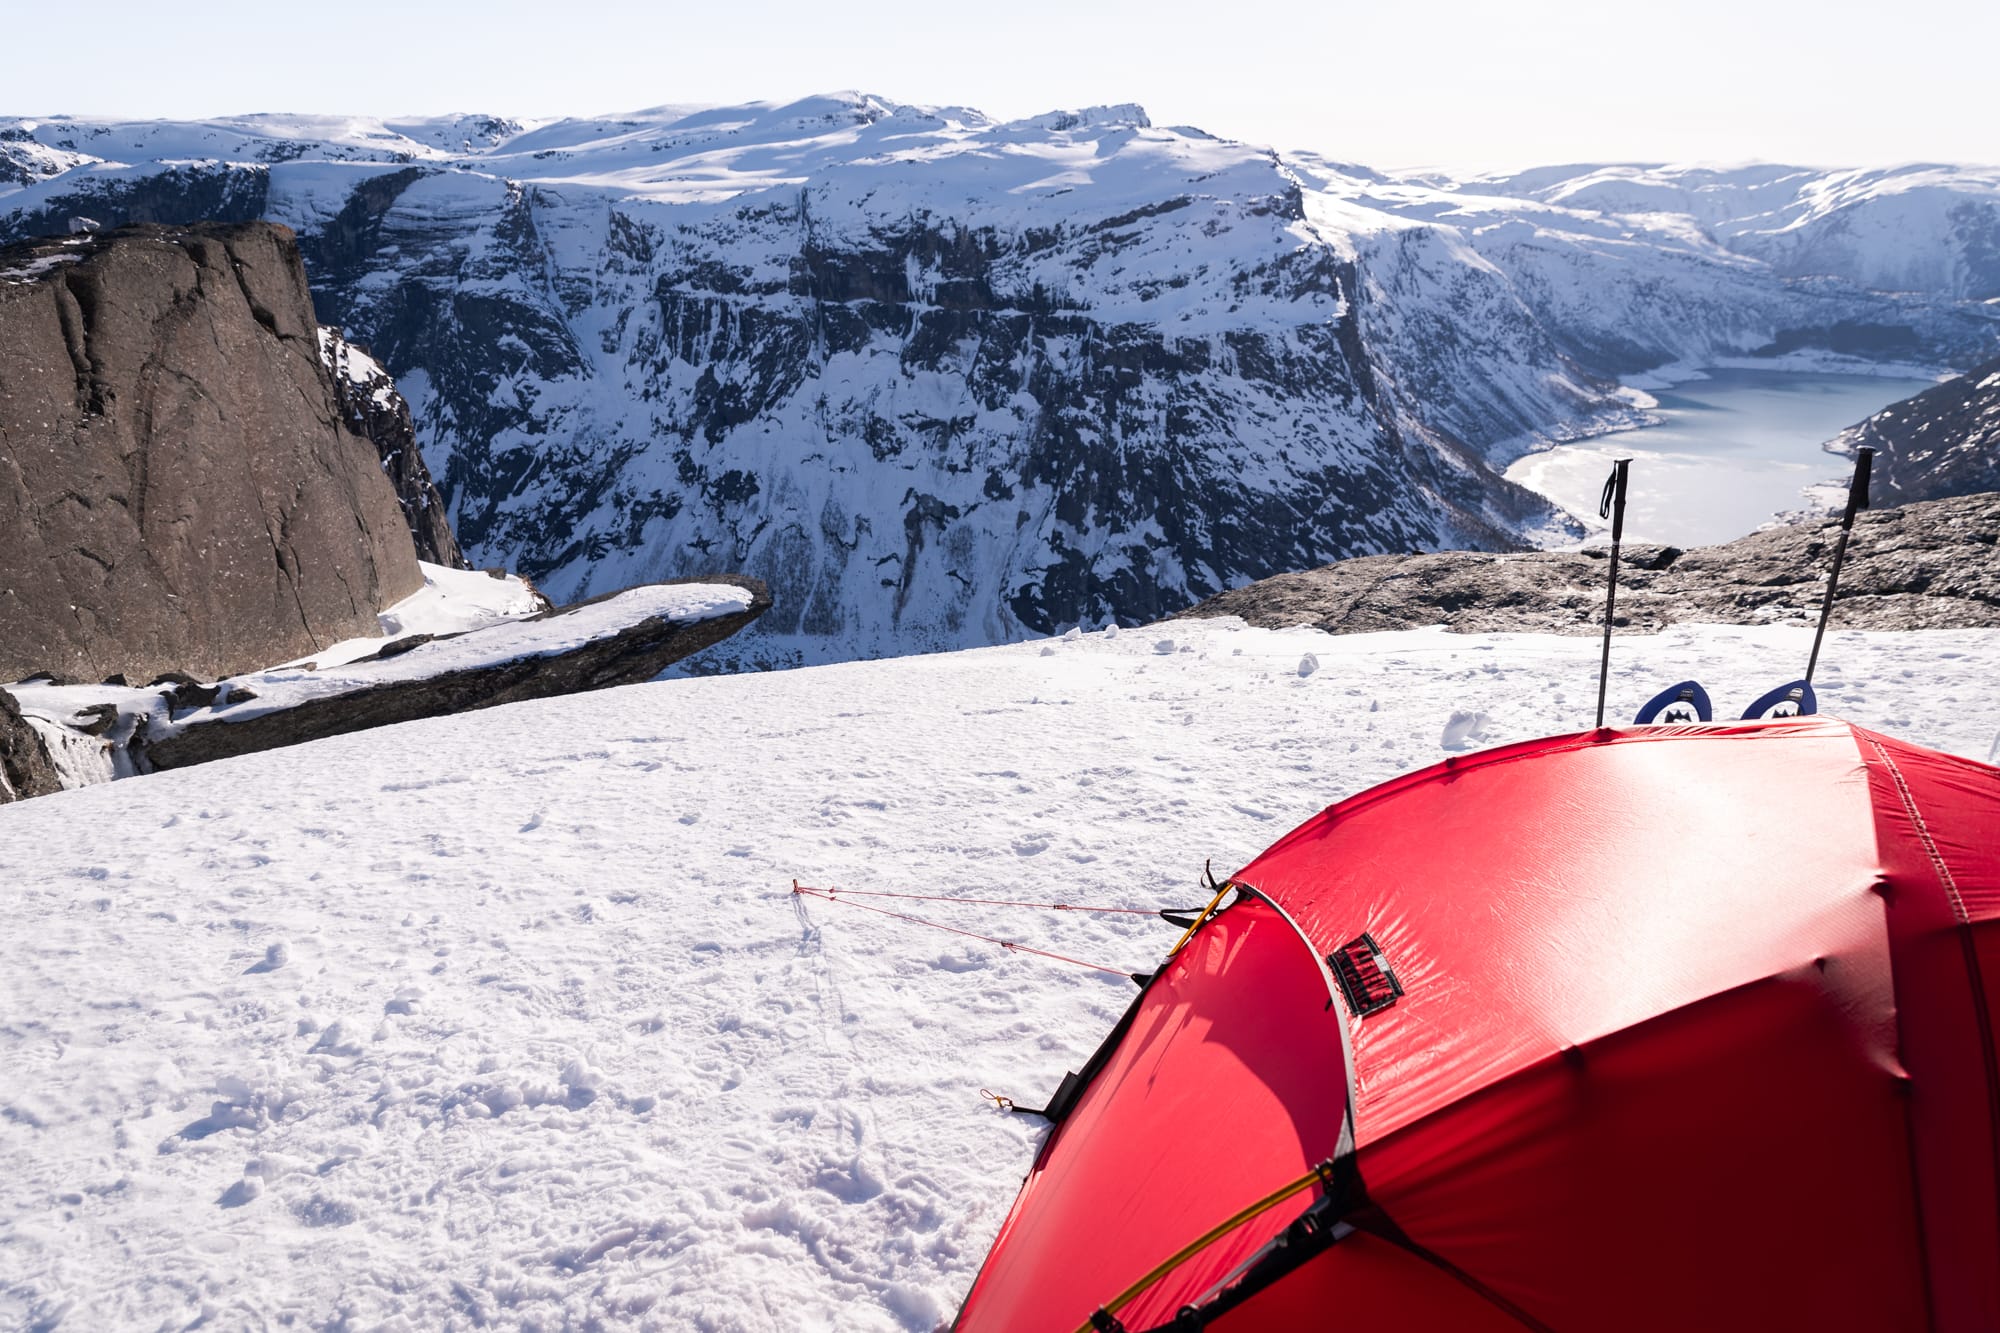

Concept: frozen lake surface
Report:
left=1506, top=369, right=1938, bottom=547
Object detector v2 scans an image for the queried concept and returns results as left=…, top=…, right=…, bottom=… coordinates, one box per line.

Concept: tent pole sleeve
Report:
left=1073, top=1159, right=1342, bottom=1333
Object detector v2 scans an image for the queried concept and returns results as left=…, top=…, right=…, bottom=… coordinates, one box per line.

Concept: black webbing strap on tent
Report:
left=1132, top=1154, right=1363, bottom=1331
left=984, top=1070, right=1089, bottom=1122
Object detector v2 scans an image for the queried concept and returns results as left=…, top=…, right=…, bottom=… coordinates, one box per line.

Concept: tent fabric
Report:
left=952, top=717, right=2000, bottom=1332
left=952, top=896, right=1352, bottom=1331
left=1859, top=730, right=2000, bottom=1329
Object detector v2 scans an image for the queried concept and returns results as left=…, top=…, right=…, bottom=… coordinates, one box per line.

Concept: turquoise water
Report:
left=1504, top=369, right=1938, bottom=547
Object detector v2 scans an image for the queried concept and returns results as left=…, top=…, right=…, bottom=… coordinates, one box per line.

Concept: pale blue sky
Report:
left=5, top=0, right=1995, bottom=169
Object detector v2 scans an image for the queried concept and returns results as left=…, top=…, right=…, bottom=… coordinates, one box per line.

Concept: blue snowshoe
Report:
left=1741, top=680, right=1818, bottom=720
left=1635, top=680, right=1713, bottom=725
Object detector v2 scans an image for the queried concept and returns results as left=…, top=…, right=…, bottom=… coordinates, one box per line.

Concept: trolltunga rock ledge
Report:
left=5, top=576, right=769, bottom=793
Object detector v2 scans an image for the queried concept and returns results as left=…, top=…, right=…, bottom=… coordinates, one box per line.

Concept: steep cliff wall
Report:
left=319, top=326, right=467, bottom=568
left=1829, top=355, right=2000, bottom=503
left=0, top=222, right=425, bottom=682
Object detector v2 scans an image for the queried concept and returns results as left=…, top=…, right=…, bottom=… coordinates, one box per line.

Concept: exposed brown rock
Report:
left=0, top=687, right=63, bottom=801
left=1172, top=492, right=2000, bottom=635
left=0, top=221, right=424, bottom=684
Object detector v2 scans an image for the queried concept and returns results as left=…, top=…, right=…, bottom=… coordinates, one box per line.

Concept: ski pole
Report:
left=1594, top=459, right=1632, bottom=729
left=1805, top=448, right=1873, bottom=686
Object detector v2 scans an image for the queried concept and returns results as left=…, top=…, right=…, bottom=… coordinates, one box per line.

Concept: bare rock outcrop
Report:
left=142, top=576, right=770, bottom=771
left=0, top=687, right=63, bottom=801
left=0, top=221, right=425, bottom=683
left=319, top=327, right=467, bottom=568
left=1173, top=492, right=2000, bottom=636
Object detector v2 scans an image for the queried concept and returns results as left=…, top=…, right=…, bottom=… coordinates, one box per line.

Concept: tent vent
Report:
left=1329, top=933, right=1403, bottom=1017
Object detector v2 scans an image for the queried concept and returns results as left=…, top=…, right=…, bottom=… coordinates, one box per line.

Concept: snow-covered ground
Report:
left=278, top=562, right=549, bottom=673
left=3, top=618, right=1996, bottom=1330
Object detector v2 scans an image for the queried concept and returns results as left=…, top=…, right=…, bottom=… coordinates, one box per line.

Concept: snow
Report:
left=315, top=326, right=400, bottom=410
left=175, top=582, right=753, bottom=729
left=6, top=682, right=163, bottom=787
left=4, top=569, right=732, bottom=793
left=0, top=250, right=82, bottom=282
left=2, top=617, right=1995, bottom=1330
left=287, top=561, right=549, bottom=672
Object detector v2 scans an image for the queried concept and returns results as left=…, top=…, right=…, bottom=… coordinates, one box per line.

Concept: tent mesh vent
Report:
left=1330, top=932, right=1404, bottom=1017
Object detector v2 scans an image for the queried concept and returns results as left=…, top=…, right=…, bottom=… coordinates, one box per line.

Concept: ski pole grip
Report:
left=1843, top=448, right=1873, bottom=526
left=1598, top=458, right=1631, bottom=544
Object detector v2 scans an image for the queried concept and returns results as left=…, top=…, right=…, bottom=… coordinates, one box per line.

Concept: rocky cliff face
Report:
left=318, top=327, right=467, bottom=568
left=7, top=101, right=1998, bottom=665
left=1828, top=355, right=2000, bottom=503
left=1175, top=491, right=2000, bottom=636
left=0, top=688, right=62, bottom=800
left=0, top=222, right=425, bottom=683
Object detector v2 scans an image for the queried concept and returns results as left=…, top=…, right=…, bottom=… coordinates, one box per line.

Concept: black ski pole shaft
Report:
left=1805, top=447, right=1873, bottom=686
left=1594, top=458, right=1631, bottom=729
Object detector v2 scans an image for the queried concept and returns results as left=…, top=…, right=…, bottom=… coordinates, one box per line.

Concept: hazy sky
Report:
left=8, top=0, right=1996, bottom=170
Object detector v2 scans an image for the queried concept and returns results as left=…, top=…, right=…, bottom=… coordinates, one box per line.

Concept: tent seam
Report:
left=1348, top=1216, right=1556, bottom=1331
left=1865, top=735, right=1967, bottom=925
left=1866, top=731, right=2000, bottom=1332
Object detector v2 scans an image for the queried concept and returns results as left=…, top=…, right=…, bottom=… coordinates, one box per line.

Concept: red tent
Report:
left=953, top=717, right=2000, bottom=1332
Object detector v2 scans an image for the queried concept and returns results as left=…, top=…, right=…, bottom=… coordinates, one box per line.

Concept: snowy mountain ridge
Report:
left=5, top=94, right=1998, bottom=666
left=1457, top=159, right=2000, bottom=299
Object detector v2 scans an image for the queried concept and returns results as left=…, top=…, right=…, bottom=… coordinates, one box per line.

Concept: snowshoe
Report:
left=1741, top=680, right=1818, bottom=720
left=1635, top=680, right=1713, bottom=725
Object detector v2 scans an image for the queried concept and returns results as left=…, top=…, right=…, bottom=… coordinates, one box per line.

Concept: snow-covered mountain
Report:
left=1463, top=161, right=2000, bottom=301
left=3, top=617, right=1997, bottom=1329
left=1829, top=354, right=2000, bottom=502
left=6, top=97, right=1997, bottom=665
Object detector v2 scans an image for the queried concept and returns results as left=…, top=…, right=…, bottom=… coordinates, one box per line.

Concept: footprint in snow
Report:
left=309, top=1021, right=364, bottom=1057
left=1441, top=710, right=1491, bottom=751
left=292, top=1195, right=357, bottom=1228
left=932, top=952, right=989, bottom=974
left=244, top=942, right=288, bottom=974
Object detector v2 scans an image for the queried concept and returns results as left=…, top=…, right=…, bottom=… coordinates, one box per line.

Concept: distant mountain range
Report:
left=6, top=95, right=1998, bottom=664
